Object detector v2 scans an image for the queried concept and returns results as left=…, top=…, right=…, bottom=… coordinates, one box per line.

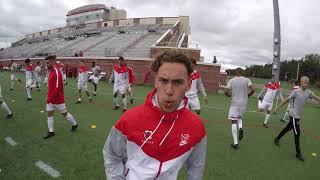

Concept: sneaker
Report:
left=43, top=132, right=55, bottom=139
left=296, top=154, right=304, bottom=161
left=239, top=128, right=244, bottom=141
left=274, top=138, right=280, bottom=146
left=113, top=106, right=119, bottom=110
left=71, top=124, right=78, bottom=132
left=76, top=101, right=81, bottom=104
left=130, top=99, right=133, bottom=104
left=230, top=144, right=239, bottom=150
left=6, top=113, right=13, bottom=119
left=263, top=123, right=268, bottom=128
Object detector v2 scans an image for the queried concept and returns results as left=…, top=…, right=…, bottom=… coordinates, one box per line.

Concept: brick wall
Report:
left=0, top=57, right=221, bottom=92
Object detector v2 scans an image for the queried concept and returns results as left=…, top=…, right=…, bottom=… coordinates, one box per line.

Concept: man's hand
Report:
left=204, top=96, right=208, bottom=105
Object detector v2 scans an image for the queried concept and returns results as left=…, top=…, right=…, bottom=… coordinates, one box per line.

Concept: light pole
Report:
left=272, top=0, right=281, bottom=82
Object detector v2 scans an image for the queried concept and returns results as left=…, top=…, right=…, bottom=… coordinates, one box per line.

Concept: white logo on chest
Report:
left=179, top=134, right=189, bottom=146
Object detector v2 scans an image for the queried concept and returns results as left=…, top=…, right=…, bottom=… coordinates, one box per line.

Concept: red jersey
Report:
left=127, top=66, right=135, bottom=84
left=47, top=68, right=65, bottom=104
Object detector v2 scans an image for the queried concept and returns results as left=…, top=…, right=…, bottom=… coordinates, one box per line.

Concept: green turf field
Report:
left=0, top=71, right=320, bottom=180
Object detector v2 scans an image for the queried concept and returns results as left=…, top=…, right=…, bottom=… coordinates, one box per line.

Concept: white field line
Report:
left=35, top=161, right=61, bottom=178
left=4, top=137, right=18, bottom=146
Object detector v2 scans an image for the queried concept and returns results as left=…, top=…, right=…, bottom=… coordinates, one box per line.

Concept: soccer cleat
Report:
left=10, top=88, right=14, bottom=91
left=18, top=79, right=22, bottom=83
left=6, top=113, right=13, bottom=119
left=280, top=118, right=286, bottom=123
left=71, top=124, right=78, bottom=132
left=89, top=98, right=92, bottom=102
left=230, top=144, right=239, bottom=150
left=263, top=123, right=268, bottom=128
left=296, top=154, right=304, bottom=161
left=113, top=106, right=119, bottom=110
left=274, top=138, right=280, bottom=146
left=43, top=132, right=55, bottom=139
left=93, top=93, right=97, bottom=96
left=76, top=101, right=81, bottom=104
left=27, top=98, right=32, bottom=101
left=130, top=99, right=133, bottom=104
left=239, top=128, right=244, bottom=141
left=123, top=108, right=127, bottom=113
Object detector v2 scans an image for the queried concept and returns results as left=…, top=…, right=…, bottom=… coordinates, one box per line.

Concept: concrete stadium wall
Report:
left=0, top=57, right=221, bottom=92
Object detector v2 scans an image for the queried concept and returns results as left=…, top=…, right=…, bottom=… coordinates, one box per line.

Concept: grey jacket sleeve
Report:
left=103, top=127, right=128, bottom=180
left=197, top=78, right=207, bottom=97
left=258, top=87, right=267, bottom=100
left=186, top=136, right=207, bottom=180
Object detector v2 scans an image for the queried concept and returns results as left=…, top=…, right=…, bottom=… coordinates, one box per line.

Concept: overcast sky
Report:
left=0, top=0, right=319, bottom=69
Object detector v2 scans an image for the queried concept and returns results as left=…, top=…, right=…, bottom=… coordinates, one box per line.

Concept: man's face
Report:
left=300, top=78, right=309, bottom=89
left=155, top=62, right=191, bottom=113
left=91, top=62, right=95, bottom=67
left=79, top=62, right=84, bottom=66
left=191, top=62, right=196, bottom=71
left=119, top=59, right=125, bottom=66
left=47, top=60, right=54, bottom=69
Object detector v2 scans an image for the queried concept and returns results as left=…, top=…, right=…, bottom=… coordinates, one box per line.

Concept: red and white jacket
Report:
left=109, top=64, right=129, bottom=86
left=258, top=82, right=283, bottom=103
left=185, top=70, right=207, bottom=98
left=25, top=64, right=34, bottom=80
left=47, top=68, right=64, bottom=104
left=103, top=89, right=207, bottom=180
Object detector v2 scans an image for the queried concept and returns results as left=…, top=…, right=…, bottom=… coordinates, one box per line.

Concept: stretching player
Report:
left=43, top=61, right=50, bottom=86
left=43, top=55, right=78, bottom=139
left=76, top=61, right=92, bottom=104
left=274, top=76, right=320, bottom=161
left=185, top=59, right=208, bottom=115
left=0, top=84, right=13, bottom=119
left=10, top=60, right=21, bottom=90
left=23, top=59, right=36, bottom=100
left=225, top=68, right=255, bottom=149
left=33, top=61, right=41, bottom=91
left=109, top=56, right=129, bottom=112
left=257, top=76, right=283, bottom=128
left=89, top=61, right=101, bottom=96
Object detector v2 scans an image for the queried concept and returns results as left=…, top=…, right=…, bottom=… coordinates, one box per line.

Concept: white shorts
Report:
left=89, top=75, right=100, bottom=84
left=11, top=74, right=17, bottom=81
left=113, top=84, right=127, bottom=95
left=0, top=85, right=3, bottom=101
left=127, top=83, right=132, bottom=92
left=46, top=103, right=67, bottom=113
left=63, top=74, right=67, bottom=81
left=26, top=79, right=33, bottom=88
left=77, top=82, right=88, bottom=91
left=259, top=100, right=273, bottom=111
left=228, top=106, right=247, bottom=120
left=187, top=96, right=201, bottom=110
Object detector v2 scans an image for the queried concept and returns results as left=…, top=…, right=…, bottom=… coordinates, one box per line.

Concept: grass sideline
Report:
left=0, top=71, right=319, bottom=180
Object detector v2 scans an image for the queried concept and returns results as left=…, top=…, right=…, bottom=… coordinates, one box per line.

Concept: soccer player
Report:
left=225, top=68, right=255, bottom=149
left=274, top=76, right=320, bottom=161
left=125, top=63, right=135, bottom=104
left=280, top=79, right=299, bottom=123
left=257, top=76, right=283, bottom=128
left=109, top=57, right=129, bottom=112
left=43, top=61, right=50, bottom=86
left=23, top=58, right=35, bottom=100
left=56, top=61, right=67, bottom=85
left=33, top=61, right=41, bottom=91
left=9, top=60, right=21, bottom=90
left=89, top=61, right=101, bottom=96
left=185, top=59, right=208, bottom=115
left=0, top=84, right=13, bottom=119
left=43, top=55, right=78, bottom=139
left=103, top=51, right=207, bottom=179
left=76, top=61, right=92, bottom=104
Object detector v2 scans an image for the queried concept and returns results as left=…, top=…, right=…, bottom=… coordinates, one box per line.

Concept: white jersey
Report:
left=10, top=63, right=18, bottom=74
left=77, top=66, right=89, bottom=84
left=109, top=65, right=128, bottom=86
left=34, top=66, right=41, bottom=76
left=92, top=65, right=101, bottom=77
left=258, top=82, right=283, bottom=103
left=25, top=65, right=34, bottom=80
left=185, top=70, right=207, bottom=98
left=227, top=76, right=253, bottom=107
